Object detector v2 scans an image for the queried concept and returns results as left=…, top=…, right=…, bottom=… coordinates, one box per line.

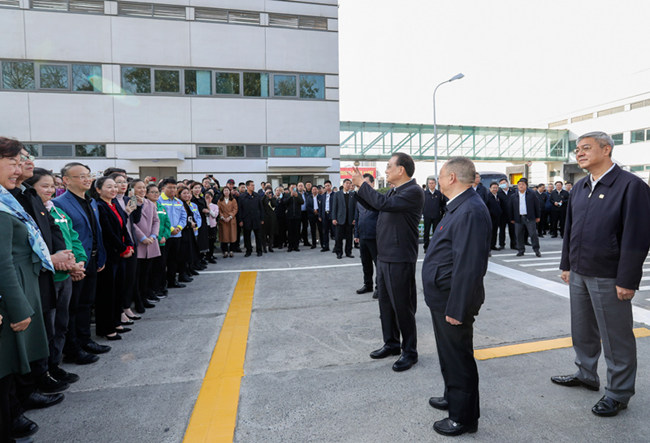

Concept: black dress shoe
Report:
left=516, top=251, right=524, bottom=256
left=121, top=320, right=134, bottom=325
left=346, top=254, right=355, bottom=258
left=143, top=301, right=156, bottom=308
left=369, top=345, right=401, bottom=359
left=179, top=275, right=193, bottom=283
left=372, top=291, right=379, bottom=299
left=310, top=245, right=317, bottom=249
left=134, top=306, right=146, bottom=314
left=189, top=269, right=200, bottom=276
left=320, top=248, right=330, bottom=252
left=490, top=246, right=500, bottom=251
left=268, top=248, right=274, bottom=253
left=428, top=396, right=449, bottom=410
left=11, top=414, right=39, bottom=439
left=168, top=281, right=186, bottom=288
left=50, top=365, right=80, bottom=384
left=433, top=418, right=477, bottom=436
left=550, top=374, right=599, bottom=391
left=257, top=251, right=263, bottom=256
left=392, top=355, right=417, bottom=372
left=294, top=248, right=300, bottom=252
left=336, top=254, right=343, bottom=259
left=126, top=314, right=142, bottom=320
left=63, top=350, right=99, bottom=365
left=207, top=257, right=217, bottom=264
left=37, top=372, right=69, bottom=394
left=592, top=395, right=627, bottom=417
left=356, top=285, right=372, bottom=294
left=535, top=251, right=542, bottom=257
left=83, top=341, right=111, bottom=354
left=23, top=392, right=65, bottom=411
left=244, top=252, right=252, bottom=257
left=525, top=241, right=532, bottom=246
left=115, top=327, right=131, bottom=333
left=105, top=334, right=122, bottom=341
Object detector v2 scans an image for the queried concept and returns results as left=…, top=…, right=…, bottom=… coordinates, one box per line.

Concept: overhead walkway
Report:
left=340, top=121, right=570, bottom=162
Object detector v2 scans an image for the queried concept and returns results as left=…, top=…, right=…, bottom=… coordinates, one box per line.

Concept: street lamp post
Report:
left=433, top=73, right=465, bottom=178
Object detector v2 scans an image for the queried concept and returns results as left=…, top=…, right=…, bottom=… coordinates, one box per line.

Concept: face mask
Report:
left=499, top=183, right=508, bottom=189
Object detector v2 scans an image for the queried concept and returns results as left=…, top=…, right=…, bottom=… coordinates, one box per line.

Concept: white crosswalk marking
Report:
left=503, top=257, right=561, bottom=263
left=519, top=261, right=560, bottom=267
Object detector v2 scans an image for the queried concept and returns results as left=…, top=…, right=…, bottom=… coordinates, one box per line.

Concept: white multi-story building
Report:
left=549, top=91, right=650, bottom=183
left=0, top=0, right=340, bottom=188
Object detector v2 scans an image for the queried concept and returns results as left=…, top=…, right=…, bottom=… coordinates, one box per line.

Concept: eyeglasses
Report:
left=68, top=174, right=92, bottom=180
left=20, top=154, right=35, bottom=162
left=574, top=146, right=592, bottom=154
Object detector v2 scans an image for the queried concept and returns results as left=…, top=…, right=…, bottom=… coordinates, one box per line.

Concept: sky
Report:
left=338, top=0, right=650, bottom=129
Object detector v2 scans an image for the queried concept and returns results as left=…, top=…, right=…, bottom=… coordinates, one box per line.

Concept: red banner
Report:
left=340, top=167, right=376, bottom=180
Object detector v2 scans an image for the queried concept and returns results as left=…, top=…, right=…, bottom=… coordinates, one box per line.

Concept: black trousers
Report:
left=300, top=211, right=310, bottom=244
left=490, top=216, right=500, bottom=248
left=359, top=238, right=377, bottom=288
left=0, top=375, right=13, bottom=442
left=498, top=219, right=516, bottom=248
left=138, top=258, right=153, bottom=302
left=65, top=254, right=97, bottom=356
left=287, top=218, right=301, bottom=250
left=431, top=310, right=479, bottom=424
left=334, top=223, right=353, bottom=256
left=207, top=226, right=217, bottom=257
left=165, top=237, right=181, bottom=285
left=122, top=254, right=138, bottom=310
left=321, top=212, right=332, bottom=250
left=376, top=260, right=417, bottom=358
left=308, top=216, right=321, bottom=246
left=537, top=210, right=548, bottom=235
left=422, top=216, right=441, bottom=250
left=95, top=261, right=119, bottom=337
left=550, top=208, right=566, bottom=236
left=243, top=227, right=262, bottom=254
left=275, top=216, right=287, bottom=248
left=236, top=224, right=242, bottom=247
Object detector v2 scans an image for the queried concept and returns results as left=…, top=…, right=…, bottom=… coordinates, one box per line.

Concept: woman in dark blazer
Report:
left=93, top=177, right=134, bottom=340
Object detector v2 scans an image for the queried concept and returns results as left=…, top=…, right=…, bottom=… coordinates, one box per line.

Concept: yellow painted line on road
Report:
left=183, top=271, right=257, bottom=443
left=475, top=327, right=650, bottom=361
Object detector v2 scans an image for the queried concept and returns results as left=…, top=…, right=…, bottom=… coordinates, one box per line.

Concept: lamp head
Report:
left=449, top=73, right=465, bottom=82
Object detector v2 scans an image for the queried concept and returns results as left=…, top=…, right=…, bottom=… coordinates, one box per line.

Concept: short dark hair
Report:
left=146, top=184, right=159, bottom=193
left=324, top=180, right=332, bottom=185
left=343, top=178, right=352, bottom=184
left=24, top=167, right=54, bottom=187
left=499, top=178, right=508, bottom=184
left=555, top=180, right=563, bottom=185
left=103, top=167, right=126, bottom=177
left=538, top=183, right=546, bottom=188
left=305, top=180, right=312, bottom=185
left=392, top=152, right=415, bottom=177
left=517, top=177, right=528, bottom=184
left=245, top=180, right=254, bottom=187
left=362, top=173, right=375, bottom=184
left=238, top=182, right=245, bottom=187
left=565, top=181, right=573, bottom=185
left=0, top=137, right=24, bottom=158
left=61, top=162, right=90, bottom=177
left=160, top=177, right=177, bottom=188
left=489, top=182, right=499, bottom=187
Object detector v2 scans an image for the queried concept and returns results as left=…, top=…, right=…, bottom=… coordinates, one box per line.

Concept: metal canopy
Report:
left=340, top=121, right=570, bottom=162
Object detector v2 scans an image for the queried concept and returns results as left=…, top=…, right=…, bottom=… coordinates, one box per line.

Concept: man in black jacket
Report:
left=549, top=181, right=569, bottom=237
left=509, top=178, right=541, bottom=257
left=422, top=177, right=446, bottom=253
left=354, top=174, right=379, bottom=297
left=472, top=172, right=488, bottom=202
left=319, top=181, right=335, bottom=252
left=273, top=186, right=287, bottom=249
left=352, top=153, right=424, bottom=372
left=497, top=178, right=516, bottom=249
left=485, top=182, right=502, bottom=250
left=304, top=186, right=322, bottom=249
left=331, top=179, right=356, bottom=259
left=238, top=180, right=264, bottom=257
left=553, top=131, right=650, bottom=417
left=284, top=187, right=304, bottom=252
left=422, top=156, right=491, bottom=436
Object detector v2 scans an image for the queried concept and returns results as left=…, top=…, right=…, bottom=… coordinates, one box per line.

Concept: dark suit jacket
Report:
left=318, top=192, right=334, bottom=220
left=474, top=183, right=488, bottom=202
left=355, top=179, right=424, bottom=263
left=354, top=202, right=378, bottom=240
left=331, top=190, right=357, bottom=225
left=508, top=189, right=541, bottom=223
left=422, top=188, right=491, bottom=321
left=11, top=184, right=66, bottom=311
left=96, top=199, right=133, bottom=265
left=284, top=193, right=304, bottom=220
left=485, top=192, right=502, bottom=220
left=497, top=188, right=513, bottom=222
left=549, top=189, right=569, bottom=211
left=422, top=188, right=446, bottom=220
left=238, top=192, right=264, bottom=229
left=52, top=190, right=106, bottom=268
left=305, top=194, right=323, bottom=220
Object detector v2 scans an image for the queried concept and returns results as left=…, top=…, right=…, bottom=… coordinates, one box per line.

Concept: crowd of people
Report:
left=1, top=129, right=648, bottom=440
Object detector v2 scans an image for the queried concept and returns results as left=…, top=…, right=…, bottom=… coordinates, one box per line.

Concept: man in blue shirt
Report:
left=553, top=131, right=650, bottom=417
left=158, top=178, right=187, bottom=287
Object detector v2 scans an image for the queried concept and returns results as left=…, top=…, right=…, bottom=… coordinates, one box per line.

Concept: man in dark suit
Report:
left=351, top=153, right=424, bottom=372
left=472, top=172, right=488, bottom=203
left=497, top=178, right=516, bottom=249
left=284, top=187, right=303, bottom=252
left=422, top=156, right=491, bottom=436
left=549, top=181, right=569, bottom=237
left=485, top=182, right=502, bottom=250
left=535, top=183, right=549, bottom=237
left=331, top=179, right=356, bottom=259
left=354, top=174, right=379, bottom=298
left=422, top=177, right=446, bottom=253
left=238, top=180, right=264, bottom=257
left=554, top=132, right=650, bottom=417
left=304, top=186, right=322, bottom=249
left=273, top=186, right=287, bottom=249
left=319, top=180, right=334, bottom=252
left=509, top=178, right=541, bottom=257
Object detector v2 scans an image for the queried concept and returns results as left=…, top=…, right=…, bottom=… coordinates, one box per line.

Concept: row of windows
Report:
left=630, top=128, right=650, bottom=143
left=551, top=98, right=650, bottom=128
left=122, top=67, right=325, bottom=99
left=24, top=143, right=106, bottom=158
left=197, top=145, right=326, bottom=158
left=1, top=61, right=101, bottom=91
left=15, top=0, right=331, bottom=31
left=21, top=144, right=327, bottom=159
left=0, top=60, right=327, bottom=100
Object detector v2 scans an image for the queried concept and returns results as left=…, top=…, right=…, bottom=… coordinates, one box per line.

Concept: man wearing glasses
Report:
left=552, top=131, right=650, bottom=417
left=53, top=162, right=108, bottom=365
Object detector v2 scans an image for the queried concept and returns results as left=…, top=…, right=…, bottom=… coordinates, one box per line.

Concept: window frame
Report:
left=197, top=145, right=226, bottom=158
left=153, top=68, right=182, bottom=95
left=271, top=73, right=298, bottom=98
left=214, top=70, right=242, bottom=96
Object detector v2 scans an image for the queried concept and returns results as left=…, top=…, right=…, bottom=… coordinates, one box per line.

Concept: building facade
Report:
left=549, top=91, right=650, bottom=183
left=0, top=0, right=340, bottom=188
